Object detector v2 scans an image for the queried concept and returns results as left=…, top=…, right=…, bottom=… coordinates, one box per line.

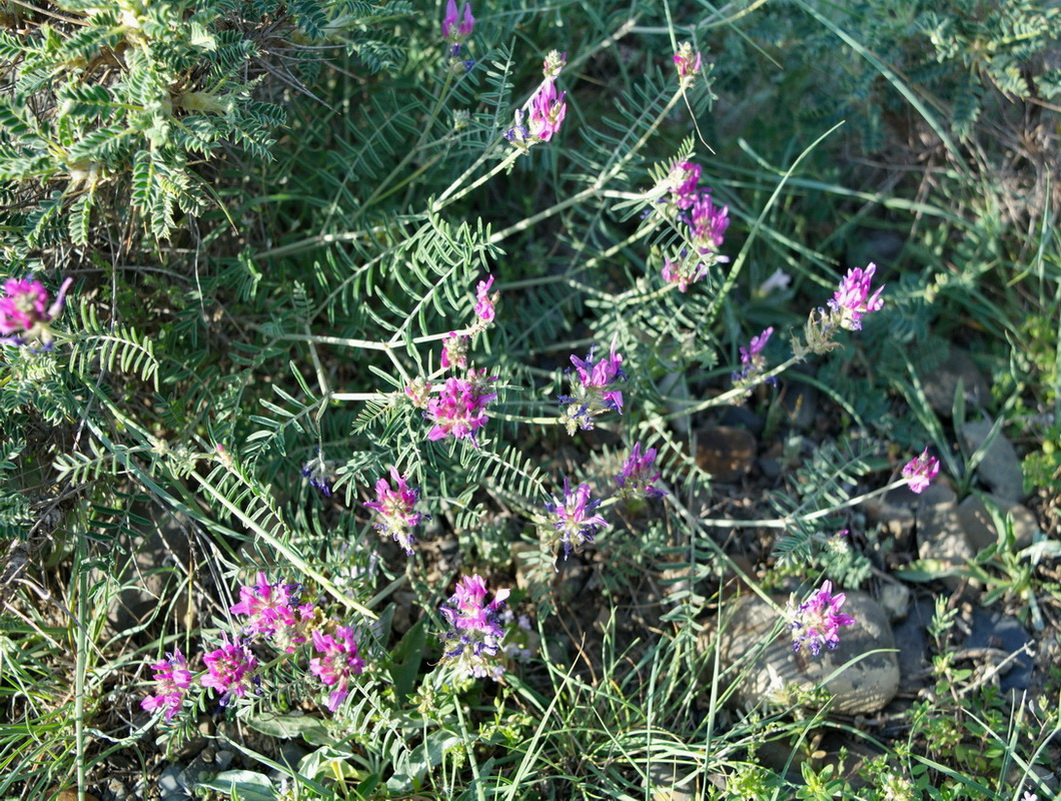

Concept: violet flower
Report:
left=731, top=326, right=775, bottom=392
left=688, top=191, right=730, bottom=255
left=544, top=478, right=608, bottom=558
left=557, top=343, right=625, bottom=434
left=615, top=443, right=666, bottom=499
left=439, top=574, right=510, bottom=679
left=200, top=635, right=258, bottom=706
left=670, top=160, right=701, bottom=210
left=309, top=626, right=365, bottom=712
left=425, top=369, right=497, bottom=444
left=788, top=580, right=857, bottom=656
left=442, top=0, right=474, bottom=43
left=364, top=466, right=427, bottom=554
left=0, top=276, right=73, bottom=347
left=901, top=448, right=940, bottom=494
left=141, top=648, right=193, bottom=723
left=301, top=450, right=333, bottom=497
left=829, top=262, right=885, bottom=331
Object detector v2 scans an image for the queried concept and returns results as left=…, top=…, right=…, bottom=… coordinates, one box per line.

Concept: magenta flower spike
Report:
left=309, top=626, right=365, bottom=712
left=529, top=79, right=567, bottom=142
left=901, top=448, right=940, bottom=494
left=670, top=160, right=702, bottom=210
left=0, top=275, right=73, bottom=347
left=442, top=0, right=474, bottom=42
left=615, top=443, right=666, bottom=499
left=740, top=327, right=773, bottom=369
left=829, top=262, right=885, bottom=331
left=474, top=274, right=497, bottom=324
left=141, top=648, right=193, bottom=723
left=688, top=191, right=729, bottom=255
left=364, top=466, right=426, bottom=554
left=200, top=635, right=258, bottom=706
left=661, top=254, right=708, bottom=293
left=544, top=478, right=608, bottom=558
left=439, top=574, right=510, bottom=679
left=230, top=572, right=297, bottom=635
left=440, top=331, right=470, bottom=370
left=673, top=42, right=702, bottom=82
left=425, top=369, right=497, bottom=444
left=789, top=580, right=857, bottom=656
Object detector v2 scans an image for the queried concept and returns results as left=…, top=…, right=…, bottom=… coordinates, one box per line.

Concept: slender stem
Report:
left=274, top=332, right=392, bottom=351
left=332, top=392, right=391, bottom=402
left=434, top=149, right=522, bottom=211
left=697, top=479, right=909, bottom=529
left=662, top=355, right=804, bottom=420
left=74, top=536, right=88, bottom=801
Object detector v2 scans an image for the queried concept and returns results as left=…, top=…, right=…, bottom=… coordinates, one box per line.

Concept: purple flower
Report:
left=557, top=343, right=626, bottom=434
left=439, top=574, right=510, bottom=679
left=200, top=635, right=258, bottom=706
left=364, top=467, right=426, bottom=554
left=309, top=626, right=365, bottom=712
left=688, top=191, right=729, bottom=255
left=442, top=0, right=474, bottom=42
left=740, top=327, right=773, bottom=368
left=474, top=274, right=497, bottom=324
left=901, top=448, right=940, bottom=494
left=673, top=42, right=702, bottom=81
left=829, top=262, right=885, bottom=331
left=425, top=369, right=497, bottom=444
left=544, top=478, right=608, bottom=558
left=508, top=79, right=567, bottom=147
left=615, top=444, right=666, bottom=498
left=441, top=331, right=470, bottom=370
left=732, top=327, right=775, bottom=394
left=789, top=580, right=857, bottom=656
left=141, top=648, right=193, bottom=723
left=670, top=160, right=701, bottom=210
left=301, top=451, right=332, bottom=497
left=0, top=276, right=73, bottom=347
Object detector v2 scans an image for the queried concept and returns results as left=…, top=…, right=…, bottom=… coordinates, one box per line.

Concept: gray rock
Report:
left=644, top=762, right=699, bottom=801
left=876, top=581, right=911, bottom=622
left=891, top=598, right=934, bottom=685
left=158, top=764, right=185, bottom=795
left=915, top=484, right=974, bottom=590
left=967, top=608, right=1034, bottom=692
left=958, top=494, right=1039, bottom=551
left=921, top=345, right=991, bottom=415
left=716, top=591, right=899, bottom=714
left=961, top=419, right=1025, bottom=502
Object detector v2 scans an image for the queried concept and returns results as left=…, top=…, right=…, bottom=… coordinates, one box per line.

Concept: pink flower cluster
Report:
left=364, top=467, right=427, bottom=554
left=425, top=369, right=498, bottom=444
left=801, top=262, right=886, bottom=354
left=230, top=572, right=316, bottom=652
left=0, top=275, right=73, bottom=347
left=505, top=57, right=568, bottom=149
left=789, top=580, right=857, bottom=656
left=141, top=573, right=369, bottom=723
left=557, top=342, right=625, bottom=434
left=656, top=159, right=730, bottom=292
left=440, top=574, right=510, bottom=679
left=309, top=626, right=366, bottom=712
